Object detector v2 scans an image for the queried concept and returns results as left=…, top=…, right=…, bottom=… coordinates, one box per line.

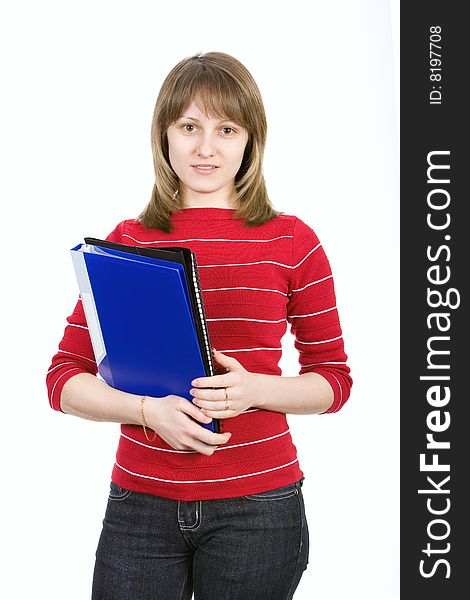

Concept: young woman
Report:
left=47, top=51, right=352, bottom=600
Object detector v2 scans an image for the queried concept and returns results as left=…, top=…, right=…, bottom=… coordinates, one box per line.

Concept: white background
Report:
left=1, top=1, right=399, bottom=598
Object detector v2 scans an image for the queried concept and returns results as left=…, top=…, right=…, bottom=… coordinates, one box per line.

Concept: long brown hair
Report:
left=138, top=51, right=281, bottom=233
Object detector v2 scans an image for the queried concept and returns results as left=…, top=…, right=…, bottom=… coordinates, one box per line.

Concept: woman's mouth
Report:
left=192, top=165, right=219, bottom=175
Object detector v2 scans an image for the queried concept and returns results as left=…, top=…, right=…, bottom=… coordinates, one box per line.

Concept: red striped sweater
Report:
left=46, top=207, right=352, bottom=500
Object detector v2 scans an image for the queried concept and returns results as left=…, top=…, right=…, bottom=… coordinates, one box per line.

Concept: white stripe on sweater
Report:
left=57, top=350, right=96, bottom=363
left=122, top=233, right=293, bottom=244
left=114, top=458, right=299, bottom=484
left=293, top=244, right=322, bottom=269
left=208, top=317, right=286, bottom=324
left=197, top=243, right=321, bottom=270
left=302, top=361, right=347, bottom=367
left=288, top=306, right=337, bottom=318
left=47, top=361, right=77, bottom=375
left=204, top=286, right=288, bottom=296
left=291, top=275, right=333, bottom=293
left=120, top=428, right=290, bottom=453
left=117, top=238, right=321, bottom=269
left=296, top=335, right=342, bottom=345
left=49, top=368, right=83, bottom=408
left=67, top=323, right=88, bottom=330
left=221, top=346, right=282, bottom=353
left=200, top=259, right=292, bottom=269
left=328, top=372, right=344, bottom=413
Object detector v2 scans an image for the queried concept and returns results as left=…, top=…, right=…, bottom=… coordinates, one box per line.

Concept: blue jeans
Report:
left=92, top=477, right=309, bottom=600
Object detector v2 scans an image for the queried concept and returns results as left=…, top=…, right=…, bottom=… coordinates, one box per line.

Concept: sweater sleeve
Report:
left=286, top=217, right=352, bottom=413
left=46, top=221, right=127, bottom=412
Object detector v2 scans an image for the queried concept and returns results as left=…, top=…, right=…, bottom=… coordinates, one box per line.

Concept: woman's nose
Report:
left=196, top=131, right=216, bottom=157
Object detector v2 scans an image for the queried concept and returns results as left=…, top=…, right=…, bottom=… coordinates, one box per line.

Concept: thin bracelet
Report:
left=140, top=396, right=157, bottom=442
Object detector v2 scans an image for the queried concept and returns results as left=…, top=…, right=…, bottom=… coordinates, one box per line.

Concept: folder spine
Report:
left=70, top=248, right=107, bottom=366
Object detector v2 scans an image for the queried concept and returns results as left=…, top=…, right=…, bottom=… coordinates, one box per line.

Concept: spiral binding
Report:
left=190, top=253, right=215, bottom=377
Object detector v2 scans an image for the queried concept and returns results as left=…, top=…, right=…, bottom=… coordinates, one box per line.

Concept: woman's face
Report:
left=167, top=100, right=249, bottom=206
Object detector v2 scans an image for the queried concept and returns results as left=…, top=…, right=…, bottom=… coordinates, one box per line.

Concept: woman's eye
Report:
left=180, top=124, right=236, bottom=135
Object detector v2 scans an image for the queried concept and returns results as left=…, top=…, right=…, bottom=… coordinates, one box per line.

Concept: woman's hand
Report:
left=143, top=393, right=232, bottom=456
left=189, top=349, right=261, bottom=419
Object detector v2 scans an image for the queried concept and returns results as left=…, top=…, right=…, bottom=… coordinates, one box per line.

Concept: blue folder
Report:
left=70, top=237, right=221, bottom=433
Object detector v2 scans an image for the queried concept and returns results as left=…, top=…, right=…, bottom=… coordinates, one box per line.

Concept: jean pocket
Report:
left=108, top=480, right=133, bottom=501
left=243, top=481, right=300, bottom=501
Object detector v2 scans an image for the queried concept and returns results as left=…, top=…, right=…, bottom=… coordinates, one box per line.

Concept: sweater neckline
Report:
left=171, top=207, right=238, bottom=219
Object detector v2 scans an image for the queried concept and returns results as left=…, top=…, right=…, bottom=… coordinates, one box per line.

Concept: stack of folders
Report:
left=70, top=237, right=221, bottom=433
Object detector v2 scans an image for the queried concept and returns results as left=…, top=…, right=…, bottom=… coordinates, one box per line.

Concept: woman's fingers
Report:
left=185, top=416, right=232, bottom=445
left=171, top=395, right=232, bottom=453
left=191, top=431, right=232, bottom=455
left=178, top=395, right=214, bottom=424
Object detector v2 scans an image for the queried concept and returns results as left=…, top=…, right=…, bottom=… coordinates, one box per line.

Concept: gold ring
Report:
left=224, top=388, right=230, bottom=410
